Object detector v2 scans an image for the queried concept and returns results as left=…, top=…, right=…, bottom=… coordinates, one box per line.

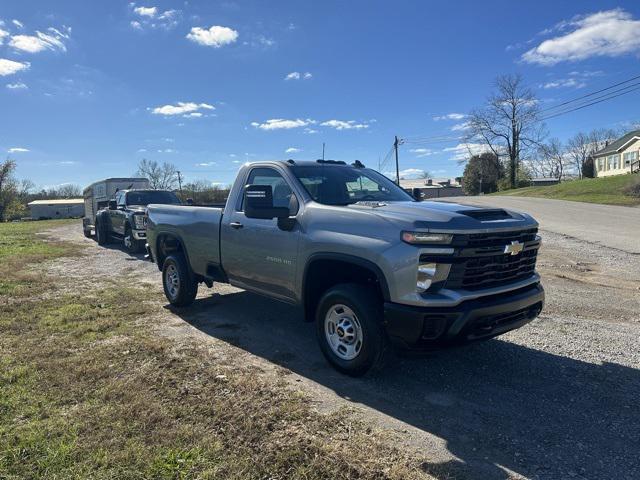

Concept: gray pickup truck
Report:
left=146, top=160, right=544, bottom=375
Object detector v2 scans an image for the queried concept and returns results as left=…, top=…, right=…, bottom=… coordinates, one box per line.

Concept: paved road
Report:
left=436, top=196, right=640, bottom=254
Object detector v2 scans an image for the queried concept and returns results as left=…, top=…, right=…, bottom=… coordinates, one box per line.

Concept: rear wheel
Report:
left=95, top=218, right=111, bottom=245
left=83, top=227, right=92, bottom=238
left=162, top=253, right=198, bottom=307
left=316, top=283, right=388, bottom=376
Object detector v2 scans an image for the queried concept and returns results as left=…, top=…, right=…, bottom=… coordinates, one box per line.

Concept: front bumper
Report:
left=383, top=283, right=544, bottom=350
left=132, top=229, right=146, bottom=241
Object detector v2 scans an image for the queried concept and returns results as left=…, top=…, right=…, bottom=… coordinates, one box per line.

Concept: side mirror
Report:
left=244, top=184, right=289, bottom=220
left=412, top=188, right=423, bottom=201
left=108, top=200, right=117, bottom=210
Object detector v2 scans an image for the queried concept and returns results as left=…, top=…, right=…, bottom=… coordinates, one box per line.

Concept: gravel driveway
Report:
left=46, top=214, right=640, bottom=480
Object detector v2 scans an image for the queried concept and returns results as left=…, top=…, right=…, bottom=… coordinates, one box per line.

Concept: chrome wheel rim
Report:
left=324, top=304, right=363, bottom=360
left=165, top=264, right=180, bottom=299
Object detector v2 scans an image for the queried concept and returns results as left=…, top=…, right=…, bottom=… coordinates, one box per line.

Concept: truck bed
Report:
left=146, top=204, right=224, bottom=276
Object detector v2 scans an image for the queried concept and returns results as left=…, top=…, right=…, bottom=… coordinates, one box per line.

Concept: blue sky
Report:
left=2, top=1, right=640, bottom=189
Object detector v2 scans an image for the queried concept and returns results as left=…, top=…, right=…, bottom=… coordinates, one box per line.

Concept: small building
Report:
left=28, top=199, right=84, bottom=220
left=399, top=178, right=464, bottom=199
left=592, top=129, right=640, bottom=177
left=530, top=178, right=560, bottom=187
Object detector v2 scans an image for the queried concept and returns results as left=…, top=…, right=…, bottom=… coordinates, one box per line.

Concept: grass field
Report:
left=492, top=174, right=640, bottom=206
left=0, top=220, right=427, bottom=480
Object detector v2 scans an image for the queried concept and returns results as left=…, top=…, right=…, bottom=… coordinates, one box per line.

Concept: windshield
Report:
left=290, top=165, right=413, bottom=205
left=126, top=191, right=181, bottom=206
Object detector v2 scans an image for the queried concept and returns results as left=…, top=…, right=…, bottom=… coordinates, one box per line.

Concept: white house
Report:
left=592, top=129, right=640, bottom=177
left=28, top=199, right=84, bottom=220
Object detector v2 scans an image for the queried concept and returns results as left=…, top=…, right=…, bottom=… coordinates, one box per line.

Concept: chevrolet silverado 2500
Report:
left=146, top=160, right=544, bottom=375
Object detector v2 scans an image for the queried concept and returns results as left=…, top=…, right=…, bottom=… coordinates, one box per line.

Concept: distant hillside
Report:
left=491, top=175, right=640, bottom=206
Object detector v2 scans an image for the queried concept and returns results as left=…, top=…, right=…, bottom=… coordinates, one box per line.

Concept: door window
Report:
left=243, top=168, right=297, bottom=214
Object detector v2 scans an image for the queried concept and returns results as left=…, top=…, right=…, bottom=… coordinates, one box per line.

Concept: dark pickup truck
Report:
left=96, top=189, right=181, bottom=252
left=147, top=160, right=544, bottom=375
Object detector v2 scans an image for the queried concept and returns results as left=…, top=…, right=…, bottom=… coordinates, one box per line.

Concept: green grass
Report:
left=0, top=219, right=82, bottom=296
left=0, top=218, right=428, bottom=479
left=492, top=174, right=640, bottom=206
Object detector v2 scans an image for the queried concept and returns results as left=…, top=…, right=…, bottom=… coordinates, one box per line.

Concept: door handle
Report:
left=230, top=222, right=243, bottom=229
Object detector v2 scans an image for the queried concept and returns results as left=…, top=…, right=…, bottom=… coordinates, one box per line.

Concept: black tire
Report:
left=83, top=227, right=92, bottom=238
left=123, top=225, right=144, bottom=253
left=95, top=217, right=111, bottom=245
left=162, top=253, right=198, bottom=307
left=315, top=283, right=389, bottom=377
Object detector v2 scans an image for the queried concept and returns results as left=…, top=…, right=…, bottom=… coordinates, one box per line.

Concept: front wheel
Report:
left=162, top=253, right=198, bottom=307
left=123, top=225, right=145, bottom=253
left=316, top=283, right=388, bottom=377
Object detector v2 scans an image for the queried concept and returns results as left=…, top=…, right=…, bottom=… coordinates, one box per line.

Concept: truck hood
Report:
left=346, top=200, right=537, bottom=232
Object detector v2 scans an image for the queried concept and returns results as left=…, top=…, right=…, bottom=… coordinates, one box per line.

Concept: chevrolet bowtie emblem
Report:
left=504, top=240, right=524, bottom=256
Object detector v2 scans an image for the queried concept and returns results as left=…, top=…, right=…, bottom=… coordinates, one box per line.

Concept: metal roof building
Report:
left=28, top=198, right=84, bottom=220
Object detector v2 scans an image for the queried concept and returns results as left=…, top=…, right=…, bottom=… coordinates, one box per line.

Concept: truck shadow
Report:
left=171, top=290, right=640, bottom=480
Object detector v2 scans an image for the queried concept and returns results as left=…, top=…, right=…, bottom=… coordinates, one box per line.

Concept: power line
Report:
left=541, top=84, right=640, bottom=121
left=540, top=72, right=640, bottom=113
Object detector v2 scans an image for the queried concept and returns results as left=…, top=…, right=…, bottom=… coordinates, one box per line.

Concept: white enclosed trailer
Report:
left=82, top=177, right=149, bottom=237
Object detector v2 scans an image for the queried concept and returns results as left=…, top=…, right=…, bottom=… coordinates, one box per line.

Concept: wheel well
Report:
left=303, top=258, right=386, bottom=322
left=155, top=234, right=184, bottom=269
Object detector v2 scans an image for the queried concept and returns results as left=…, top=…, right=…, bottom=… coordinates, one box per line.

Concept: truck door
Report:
left=221, top=167, right=300, bottom=302
left=110, top=191, right=126, bottom=235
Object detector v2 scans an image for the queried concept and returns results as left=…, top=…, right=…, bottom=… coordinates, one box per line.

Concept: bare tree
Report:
left=57, top=184, right=82, bottom=198
left=565, top=128, right=619, bottom=178
left=136, top=159, right=178, bottom=190
left=467, top=74, right=545, bottom=189
left=536, top=138, right=568, bottom=179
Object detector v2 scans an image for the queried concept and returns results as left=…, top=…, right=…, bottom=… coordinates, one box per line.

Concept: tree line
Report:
left=461, top=74, right=630, bottom=195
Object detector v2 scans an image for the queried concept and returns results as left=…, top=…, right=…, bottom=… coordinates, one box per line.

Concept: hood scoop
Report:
left=458, top=208, right=513, bottom=221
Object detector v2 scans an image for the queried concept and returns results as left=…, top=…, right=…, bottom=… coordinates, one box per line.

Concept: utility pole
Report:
left=176, top=170, right=183, bottom=198
left=394, top=136, right=401, bottom=186
left=322, top=142, right=325, bottom=160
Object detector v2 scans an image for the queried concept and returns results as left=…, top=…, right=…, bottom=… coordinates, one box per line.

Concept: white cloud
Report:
left=186, top=25, right=238, bottom=47
left=151, top=101, right=214, bottom=116
left=12, top=19, right=23, bottom=29
left=0, top=28, right=9, bottom=44
left=433, top=113, right=467, bottom=121
left=285, top=147, right=301, bottom=153
left=156, top=148, right=176, bottom=153
left=0, top=58, right=30, bottom=76
left=6, top=82, right=27, bottom=89
left=8, top=147, right=29, bottom=153
left=196, top=161, right=217, bottom=167
left=320, top=119, right=369, bottom=130
left=409, top=148, right=434, bottom=157
left=399, top=168, right=427, bottom=178
left=134, top=6, right=157, bottom=17
left=251, top=118, right=314, bottom=130
left=451, top=121, right=471, bottom=131
left=9, top=27, right=70, bottom=53
left=541, top=78, right=587, bottom=89
left=285, top=71, right=312, bottom=80
left=304, top=128, right=319, bottom=134
left=523, top=9, right=640, bottom=65
left=129, top=5, right=181, bottom=30
left=443, top=143, right=493, bottom=162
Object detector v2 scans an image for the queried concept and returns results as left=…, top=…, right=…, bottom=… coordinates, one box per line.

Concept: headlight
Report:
left=417, top=263, right=438, bottom=292
left=402, top=231, right=453, bottom=245
left=133, top=215, right=145, bottom=229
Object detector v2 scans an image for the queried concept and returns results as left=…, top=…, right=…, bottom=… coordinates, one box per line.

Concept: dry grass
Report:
left=0, top=221, right=430, bottom=479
